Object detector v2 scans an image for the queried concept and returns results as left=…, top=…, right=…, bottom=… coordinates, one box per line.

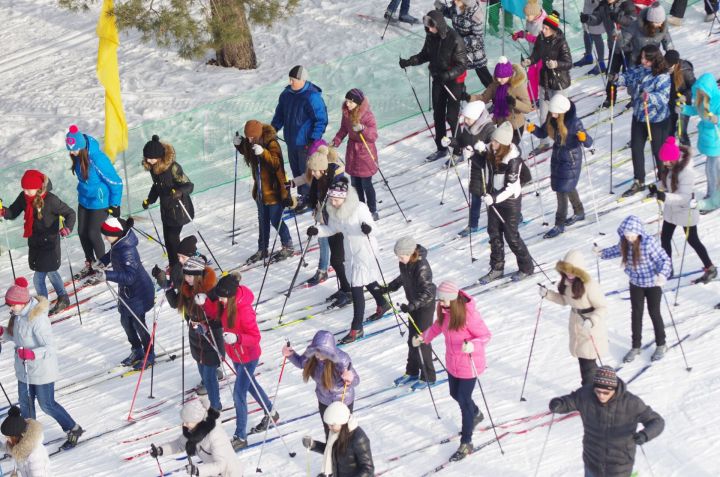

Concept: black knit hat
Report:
left=143, top=135, right=165, bottom=159
left=215, top=273, right=240, bottom=298
left=177, top=236, right=198, bottom=257
left=664, top=50, right=680, bottom=66
left=1, top=406, right=27, bottom=437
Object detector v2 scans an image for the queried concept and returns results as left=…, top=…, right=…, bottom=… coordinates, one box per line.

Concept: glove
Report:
left=546, top=60, right=558, bottom=70
left=341, top=368, right=354, bottom=384
left=233, top=134, right=242, bottom=146
left=689, top=198, right=698, bottom=209
left=59, top=227, right=71, bottom=237
left=282, top=196, right=295, bottom=209
left=307, top=226, right=319, bottom=237
left=171, top=189, right=183, bottom=200
left=633, top=431, right=648, bottom=446
left=361, top=222, right=372, bottom=235
left=462, top=341, right=474, bottom=354
left=152, top=265, right=167, bottom=288
left=0, top=326, right=4, bottom=337
left=549, top=398, right=563, bottom=413
left=440, top=136, right=452, bottom=148
left=592, top=244, right=602, bottom=257
left=647, top=184, right=657, bottom=195
left=526, top=123, right=536, bottom=133
left=302, top=436, right=314, bottom=449
left=399, top=57, right=411, bottom=69
left=655, top=275, right=667, bottom=287
left=577, top=131, right=587, bottom=142
left=0, top=207, right=4, bottom=218
left=521, top=58, right=532, bottom=68
left=582, top=318, right=593, bottom=330
left=473, top=140, right=486, bottom=153
left=538, top=284, right=548, bottom=298
left=352, top=124, right=364, bottom=132
left=642, top=91, right=649, bottom=103
left=462, top=146, right=474, bottom=160
left=282, top=344, right=294, bottom=357
left=483, top=194, right=494, bottom=206
left=399, top=303, right=412, bottom=313
left=142, top=199, right=150, bottom=210
left=506, top=95, right=516, bottom=109
left=149, top=444, right=163, bottom=458
left=674, top=103, right=683, bottom=115
left=512, top=30, right=525, bottom=41
left=17, top=347, right=35, bottom=361
left=223, top=332, right=239, bottom=345
left=252, top=144, right=264, bottom=156
left=411, top=335, right=423, bottom=347
left=108, top=206, right=120, bottom=218
left=185, top=463, right=199, bottom=476
left=194, top=293, right=207, bottom=306
left=580, top=13, right=589, bottom=23
left=655, top=190, right=666, bottom=202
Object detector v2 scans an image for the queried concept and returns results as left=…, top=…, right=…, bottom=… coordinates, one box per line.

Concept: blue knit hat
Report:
left=66, top=125, right=86, bottom=152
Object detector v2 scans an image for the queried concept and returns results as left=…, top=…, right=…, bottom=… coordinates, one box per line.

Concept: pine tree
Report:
left=59, top=0, right=300, bottom=69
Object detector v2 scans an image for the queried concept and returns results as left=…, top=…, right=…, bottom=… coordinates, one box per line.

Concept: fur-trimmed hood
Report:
left=24, top=296, right=49, bottom=322
left=509, top=63, right=527, bottom=89
left=555, top=249, right=591, bottom=283
left=183, top=407, right=220, bottom=457
left=326, top=183, right=361, bottom=224
left=260, top=124, right=278, bottom=145
left=143, top=142, right=177, bottom=175
left=181, top=266, right=217, bottom=298
left=8, top=419, right=43, bottom=462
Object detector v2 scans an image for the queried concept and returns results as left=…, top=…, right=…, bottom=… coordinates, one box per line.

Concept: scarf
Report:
left=492, top=83, right=512, bottom=121
left=322, top=429, right=340, bottom=476
left=23, top=193, right=45, bottom=239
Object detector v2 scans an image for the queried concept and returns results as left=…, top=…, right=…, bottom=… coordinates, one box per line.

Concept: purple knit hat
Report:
left=494, top=56, right=513, bottom=79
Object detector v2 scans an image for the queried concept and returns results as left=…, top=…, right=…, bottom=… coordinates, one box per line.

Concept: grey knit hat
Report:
left=394, top=236, right=417, bottom=256
left=646, top=2, right=666, bottom=23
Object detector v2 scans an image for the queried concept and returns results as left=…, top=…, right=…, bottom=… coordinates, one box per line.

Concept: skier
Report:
left=611, top=44, right=671, bottom=197
left=628, top=2, right=673, bottom=63
left=306, top=179, right=390, bottom=344
left=140, top=134, right=195, bottom=267
left=151, top=235, right=206, bottom=302
left=664, top=50, right=694, bottom=146
left=527, top=94, right=593, bottom=239
left=668, top=0, right=719, bottom=24
left=415, top=281, right=491, bottom=462
left=435, top=0, right=492, bottom=87
left=165, top=256, right=224, bottom=410
left=271, top=65, right=328, bottom=209
left=302, top=402, right=374, bottom=477
left=511, top=0, right=547, bottom=105
left=399, top=10, right=467, bottom=162
left=549, top=366, right=665, bottom=477
left=1, top=406, right=51, bottom=476
left=479, top=122, right=535, bottom=283
left=384, top=0, right=419, bottom=24
left=233, top=119, right=294, bottom=265
left=201, top=273, right=276, bottom=450
left=539, top=250, right=609, bottom=385
left=282, top=331, right=359, bottom=437
left=331, top=89, right=380, bottom=221
left=1, top=278, right=84, bottom=450
left=97, top=217, right=155, bottom=370
left=576, top=0, right=608, bottom=75
left=149, top=400, right=242, bottom=476
left=383, top=236, right=437, bottom=391
left=0, top=170, right=75, bottom=315
left=649, top=138, right=716, bottom=283
left=594, top=215, right=672, bottom=362
left=65, top=124, right=123, bottom=280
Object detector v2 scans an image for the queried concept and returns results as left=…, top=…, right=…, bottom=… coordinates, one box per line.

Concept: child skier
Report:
left=511, top=0, right=547, bottom=105
left=2, top=406, right=51, bottom=476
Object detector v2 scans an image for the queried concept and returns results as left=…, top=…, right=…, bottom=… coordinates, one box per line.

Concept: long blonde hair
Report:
left=546, top=113, right=568, bottom=145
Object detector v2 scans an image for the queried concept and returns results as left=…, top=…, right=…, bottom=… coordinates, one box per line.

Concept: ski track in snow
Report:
left=1, top=1, right=720, bottom=476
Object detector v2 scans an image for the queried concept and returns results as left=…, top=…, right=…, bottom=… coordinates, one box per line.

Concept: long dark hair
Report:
left=641, top=44, right=668, bottom=76
left=660, top=145, right=691, bottom=193
left=335, top=424, right=353, bottom=455
left=558, top=275, right=585, bottom=299
left=620, top=236, right=642, bottom=269
left=69, top=148, right=89, bottom=181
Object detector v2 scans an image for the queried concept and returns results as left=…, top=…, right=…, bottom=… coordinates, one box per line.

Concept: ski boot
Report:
left=651, top=345, right=668, bottom=361
left=383, top=10, right=399, bottom=24
left=510, top=270, right=532, bottom=282
left=425, top=149, right=449, bottom=162
left=543, top=225, right=564, bottom=239
left=49, top=294, right=71, bottom=316
left=59, top=425, right=85, bottom=450
left=73, top=261, right=95, bottom=280
left=621, top=180, right=645, bottom=198
left=328, top=291, right=352, bottom=309
left=398, top=13, right=419, bottom=24
left=133, top=350, right=154, bottom=371
left=307, top=270, right=328, bottom=286
left=573, top=54, right=593, bottom=67
left=478, top=269, right=503, bottom=285
left=458, top=226, right=481, bottom=238
left=339, top=329, right=364, bottom=345
left=393, top=374, right=419, bottom=387
left=270, top=245, right=295, bottom=263
left=250, top=411, right=280, bottom=434
left=365, top=302, right=391, bottom=322
left=692, top=266, right=717, bottom=284
left=371, top=211, right=380, bottom=222
left=121, top=348, right=144, bottom=367
left=449, top=442, right=473, bottom=462
left=246, top=249, right=268, bottom=265
left=623, top=347, right=641, bottom=363
left=231, top=436, right=248, bottom=450
left=587, top=61, right=607, bottom=75
left=564, top=214, right=585, bottom=227
left=472, top=407, right=484, bottom=430
left=410, top=379, right=435, bottom=391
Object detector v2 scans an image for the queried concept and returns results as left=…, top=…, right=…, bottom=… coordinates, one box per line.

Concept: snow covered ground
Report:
left=2, top=0, right=720, bottom=475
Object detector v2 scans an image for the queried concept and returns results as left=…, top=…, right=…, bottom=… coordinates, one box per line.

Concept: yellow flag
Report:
left=96, top=0, right=128, bottom=162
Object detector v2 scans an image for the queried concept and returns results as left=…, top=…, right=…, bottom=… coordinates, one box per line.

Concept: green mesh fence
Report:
left=1, top=2, right=589, bottom=251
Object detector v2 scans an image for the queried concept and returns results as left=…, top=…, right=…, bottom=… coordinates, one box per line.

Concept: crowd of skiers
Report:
left=3, top=1, right=720, bottom=475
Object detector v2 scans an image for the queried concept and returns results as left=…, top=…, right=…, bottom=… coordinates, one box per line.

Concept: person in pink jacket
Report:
left=416, top=281, right=491, bottom=462
left=203, top=273, right=275, bottom=450
left=511, top=0, right=546, bottom=106
left=332, top=89, right=380, bottom=221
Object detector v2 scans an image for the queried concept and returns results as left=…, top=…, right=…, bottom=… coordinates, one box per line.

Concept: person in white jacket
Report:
left=150, top=400, right=242, bottom=477
left=307, top=177, right=389, bottom=344
left=1, top=406, right=52, bottom=477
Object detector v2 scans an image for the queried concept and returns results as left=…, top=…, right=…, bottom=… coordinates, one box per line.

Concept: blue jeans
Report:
left=120, top=309, right=152, bottom=355
left=287, top=145, right=309, bottom=199
left=469, top=193, right=483, bottom=228
left=448, top=374, right=478, bottom=444
left=233, top=359, right=273, bottom=439
left=706, top=156, right=720, bottom=199
left=33, top=270, right=66, bottom=299
left=197, top=363, right=222, bottom=410
left=351, top=176, right=377, bottom=213
left=18, top=381, right=76, bottom=432
left=387, top=0, right=410, bottom=15
left=318, top=236, right=330, bottom=272
left=257, top=201, right=292, bottom=251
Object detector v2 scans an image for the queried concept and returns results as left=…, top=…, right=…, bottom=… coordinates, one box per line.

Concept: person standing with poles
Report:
left=0, top=170, right=75, bottom=315
left=1, top=277, right=84, bottom=451
left=414, top=281, right=491, bottom=462
left=140, top=134, right=195, bottom=268
left=548, top=366, right=665, bottom=477
left=511, top=0, right=547, bottom=106
left=539, top=250, right=609, bottom=385
left=399, top=10, right=467, bottom=162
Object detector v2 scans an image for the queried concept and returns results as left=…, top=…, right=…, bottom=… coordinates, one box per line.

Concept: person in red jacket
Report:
left=203, top=273, right=275, bottom=450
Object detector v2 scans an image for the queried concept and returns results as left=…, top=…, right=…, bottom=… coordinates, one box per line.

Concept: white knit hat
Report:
left=646, top=2, right=666, bottom=23
left=462, top=100, right=486, bottom=122
left=323, top=401, right=351, bottom=426
left=548, top=94, right=571, bottom=114
left=180, top=400, right=207, bottom=423
left=491, top=121, right=514, bottom=146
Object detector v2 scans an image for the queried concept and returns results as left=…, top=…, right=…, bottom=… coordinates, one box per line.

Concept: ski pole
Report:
left=131, top=225, right=166, bottom=249
left=278, top=235, right=314, bottom=324
left=519, top=295, right=544, bottom=401
left=154, top=454, right=164, bottom=476
left=521, top=61, right=548, bottom=227
left=60, top=218, right=83, bottom=325
left=381, top=2, right=400, bottom=40
left=467, top=154, right=477, bottom=264
left=341, top=381, right=348, bottom=404
left=0, top=380, right=12, bottom=406
left=640, top=445, right=656, bottom=477
left=0, top=210, right=16, bottom=280
left=673, top=201, right=692, bottom=306
left=148, top=295, right=165, bottom=399
left=395, top=307, right=448, bottom=372
left=182, top=309, right=186, bottom=398
left=533, top=412, right=555, bottom=477
left=127, top=321, right=156, bottom=421
left=468, top=348, right=504, bottom=455
left=607, top=35, right=618, bottom=86
left=661, top=290, right=692, bottom=372
left=255, top=210, right=284, bottom=312
left=231, top=132, right=240, bottom=245
left=439, top=162, right=452, bottom=205
left=706, top=0, right=719, bottom=37
left=402, top=65, right=435, bottom=141
left=177, top=200, right=225, bottom=275
left=256, top=339, right=291, bottom=472
left=610, top=85, right=615, bottom=194
left=366, top=234, right=405, bottom=337
left=589, top=334, right=605, bottom=367
left=580, top=142, right=602, bottom=234
left=359, top=133, right=411, bottom=222
left=146, top=208, right=167, bottom=257
left=643, top=96, right=653, bottom=142
left=593, top=242, right=601, bottom=283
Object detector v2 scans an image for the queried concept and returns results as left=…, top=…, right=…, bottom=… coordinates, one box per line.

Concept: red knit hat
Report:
left=5, top=277, right=30, bottom=306
left=21, top=170, right=45, bottom=190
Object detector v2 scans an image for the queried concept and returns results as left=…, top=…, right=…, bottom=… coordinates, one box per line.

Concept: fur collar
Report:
left=9, top=419, right=43, bottom=462
left=326, top=184, right=361, bottom=224
left=144, top=142, right=176, bottom=175
left=183, top=407, right=220, bottom=456
left=555, top=260, right=591, bottom=284
left=27, top=297, right=49, bottom=322
left=180, top=267, right=217, bottom=298
left=509, top=64, right=527, bottom=89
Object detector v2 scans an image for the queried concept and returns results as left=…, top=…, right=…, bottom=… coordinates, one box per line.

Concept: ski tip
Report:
left=520, top=397, right=527, bottom=402
left=686, top=367, right=693, bottom=372
left=289, top=452, right=297, bottom=458
left=255, top=468, right=263, bottom=473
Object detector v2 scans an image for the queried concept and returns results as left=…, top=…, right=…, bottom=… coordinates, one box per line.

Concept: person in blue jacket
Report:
left=528, top=94, right=593, bottom=239
left=271, top=65, right=328, bottom=209
left=65, top=125, right=124, bottom=279
left=98, top=217, right=156, bottom=370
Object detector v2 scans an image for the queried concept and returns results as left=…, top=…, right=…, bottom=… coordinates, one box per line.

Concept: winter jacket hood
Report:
left=408, top=10, right=468, bottom=82
left=144, top=141, right=195, bottom=227
left=683, top=73, right=720, bottom=157
left=73, top=134, right=123, bottom=210
left=555, top=249, right=591, bottom=284
left=426, top=10, right=448, bottom=38
left=304, top=330, right=345, bottom=364
left=6, top=418, right=52, bottom=477
left=181, top=266, right=217, bottom=300
left=332, top=97, right=379, bottom=178
left=143, top=141, right=176, bottom=175
left=271, top=81, right=329, bottom=147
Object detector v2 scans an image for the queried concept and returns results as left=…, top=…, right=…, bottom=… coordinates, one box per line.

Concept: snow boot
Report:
left=564, top=213, right=585, bottom=227
left=510, top=270, right=532, bottom=282
left=573, top=54, right=593, bottom=67
left=270, top=245, right=295, bottom=263
left=366, top=302, right=391, bottom=322
left=121, top=348, right=144, bottom=367
left=543, top=225, right=564, bottom=239
left=692, top=266, right=717, bottom=284
left=667, top=15, right=683, bottom=25
left=383, top=10, right=399, bottom=23
left=133, top=350, right=154, bottom=371
left=587, top=61, right=607, bottom=75
left=246, top=249, right=268, bottom=265
left=623, top=347, right=641, bottom=363
left=393, top=374, right=419, bottom=387
left=326, top=289, right=343, bottom=302
left=49, top=294, right=71, bottom=316
left=458, top=226, right=481, bottom=238
left=622, top=180, right=645, bottom=198
left=73, top=261, right=95, bottom=280
left=250, top=411, right=279, bottom=434
left=231, top=436, right=248, bottom=450
left=705, top=13, right=716, bottom=22
left=399, top=13, right=420, bottom=24
left=59, top=425, right=84, bottom=450
left=478, top=269, right=503, bottom=285
left=372, top=211, right=380, bottom=222
left=425, top=149, right=449, bottom=162
left=651, top=344, right=668, bottom=361
left=449, top=442, right=473, bottom=462
left=328, top=291, right=353, bottom=309
left=339, top=329, right=364, bottom=345
left=410, top=379, right=435, bottom=391
left=307, top=270, right=328, bottom=286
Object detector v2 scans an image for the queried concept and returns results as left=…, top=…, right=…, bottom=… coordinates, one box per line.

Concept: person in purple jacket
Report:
left=282, top=330, right=359, bottom=437
left=595, top=215, right=672, bottom=363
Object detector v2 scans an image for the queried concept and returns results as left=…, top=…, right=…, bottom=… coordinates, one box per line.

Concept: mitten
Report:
left=252, top=144, right=264, bottom=155
left=462, top=341, right=474, bottom=354
left=361, top=222, right=372, bottom=235
left=411, top=335, right=423, bottom=347
left=307, top=226, right=319, bottom=237
left=223, top=332, right=239, bottom=345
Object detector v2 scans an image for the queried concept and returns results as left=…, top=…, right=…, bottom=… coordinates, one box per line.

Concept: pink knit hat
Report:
left=659, top=136, right=680, bottom=162
left=436, top=281, right=459, bottom=301
left=5, top=277, right=30, bottom=306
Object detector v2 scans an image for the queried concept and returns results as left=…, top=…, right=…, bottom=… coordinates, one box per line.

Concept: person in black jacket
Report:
left=303, top=401, right=374, bottom=477
left=664, top=50, right=694, bottom=147
left=384, top=237, right=437, bottom=391
left=0, top=170, right=76, bottom=315
left=549, top=366, right=665, bottom=477
left=141, top=135, right=194, bottom=268
left=399, top=10, right=468, bottom=163
left=479, top=122, right=534, bottom=284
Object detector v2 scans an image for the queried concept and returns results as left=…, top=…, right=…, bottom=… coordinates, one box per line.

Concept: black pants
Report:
left=351, top=176, right=377, bottom=214
left=319, top=401, right=354, bottom=438
left=512, top=125, right=524, bottom=147
left=163, top=224, right=183, bottom=267
left=432, top=79, right=463, bottom=151
left=630, top=118, right=669, bottom=183
left=476, top=67, right=493, bottom=88
left=670, top=0, right=718, bottom=17
left=629, top=284, right=666, bottom=348
left=487, top=201, right=533, bottom=273
left=578, top=358, right=598, bottom=387
left=350, top=282, right=386, bottom=331
left=77, top=205, right=108, bottom=263
left=660, top=222, right=713, bottom=269
left=405, top=304, right=437, bottom=382
left=582, top=31, right=605, bottom=61
left=328, top=233, right=351, bottom=292
left=555, top=190, right=585, bottom=227
left=120, top=308, right=152, bottom=355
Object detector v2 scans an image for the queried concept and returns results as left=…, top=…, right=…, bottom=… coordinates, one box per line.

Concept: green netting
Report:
left=1, top=2, right=589, bottom=251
